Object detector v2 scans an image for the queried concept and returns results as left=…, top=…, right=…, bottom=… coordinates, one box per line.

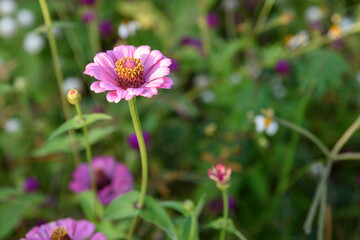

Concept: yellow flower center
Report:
left=51, top=227, right=71, bottom=240
left=115, top=57, right=145, bottom=89
left=264, top=117, right=272, bottom=127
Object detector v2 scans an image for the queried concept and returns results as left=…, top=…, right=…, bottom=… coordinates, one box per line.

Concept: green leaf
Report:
left=78, top=191, right=103, bottom=222
left=32, top=21, right=75, bottom=34
left=0, top=82, right=14, bottom=94
left=0, top=203, right=26, bottom=239
left=103, top=191, right=140, bottom=221
left=32, top=126, right=116, bottom=157
left=194, top=195, right=206, bottom=216
left=140, top=196, right=178, bottom=240
left=180, top=217, right=196, bottom=240
left=206, top=218, right=248, bottom=240
left=160, top=201, right=189, bottom=216
left=0, top=188, right=19, bottom=201
left=49, top=113, right=112, bottom=140
left=97, top=221, right=128, bottom=240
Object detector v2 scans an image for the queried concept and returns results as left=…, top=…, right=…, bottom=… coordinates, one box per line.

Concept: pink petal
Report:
left=99, top=81, right=119, bottom=91
left=125, top=92, right=135, bottom=101
left=113, top=45, right=136, bottom=59
left=117, top=89, right=128, bottom=99
left=158, top=77, right=173, bottom=89
left=84, top=63, right=117, bottom=84
left=143, top=50, right=164, bottom=73
left=134, top=45, right=151, bottom=63
left=72, top=220, right=95, bottom=240
left=89, top=233, right=107, bottom=240
left=142, top=78, right=164, bottom=88
left=90, top=81, right=106, bottom=93
left=127, top=87, right=144, bottom=96
left=106, top=91, right=121, bottom=103
left=94, top=52, right=116, bottom=69
left=144, top=58, right=171, bottom=80
left=146, top=67, right=170, bottom=81
left=140, top=88, right=156, bottom=98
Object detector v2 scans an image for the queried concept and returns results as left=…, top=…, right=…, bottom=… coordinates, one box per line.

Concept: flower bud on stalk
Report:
left=67, top=89, right=81, bottom=105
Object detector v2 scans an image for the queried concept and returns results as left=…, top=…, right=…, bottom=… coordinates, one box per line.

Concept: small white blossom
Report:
left=0, top=0, right=17, bottom=16
left=254, top=115, right=279, bottom=136
left=0, top=16, right=17, bottom=38
left=3, top=118, right=21, bottom=134
left=117, top=20, right=140, bottom=39
left=339, top=17, right=353, bottom=33
left=272, top=83, right=287, bottom=99
left=230, top=72, right=242, bottom=85
left=13, top=76, right=27, bottom=91
left=286, top=31, right=310, bottom=50
left=309, top=162, right=324, bottom=177
left=16, top=9, right=35, bottom=28
left=23, top=33, right=45, bottom=54
left=305, top=6, right=323, bottom=23
left=62, top=77, right=84, bottom=95
left=200, top=90, right=216, bottom=103
left=194, top=74, right=209, bottom=87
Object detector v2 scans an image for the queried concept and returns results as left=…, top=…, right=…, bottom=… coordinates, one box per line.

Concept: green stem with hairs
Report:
left=75, top=102, right=98, bottom=218
left=254, top=0, right=275, bottom=33
left=38, top=0, right=81, bottom=165
left=126, top=97, right=149, bottom=240
left=219, top=189, right=229, bottom=240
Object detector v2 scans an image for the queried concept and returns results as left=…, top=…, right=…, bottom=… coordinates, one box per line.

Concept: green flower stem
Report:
left=189, top=214, right=197, bottom=240
left=254, top=0, right=275, bottom=33
left=126, top=97, right=149, bottom=240
left=75, top=102, right=98, bottom=218
left=38, top=0, right=81, bottom=166
left=219, top=189, right=229, bottom=240
left=198, top=0, right=210, bottom=56
left=304, top=114, right=360, bottom=235
left=88, top=18, right=101, bottom=57
left=334, top=152, right=360, bottom=161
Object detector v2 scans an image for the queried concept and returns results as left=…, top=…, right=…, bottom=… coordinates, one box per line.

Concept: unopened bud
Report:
left=183, top=199, right=194, bottom=213
left=67, top=88, right=81, bottom=105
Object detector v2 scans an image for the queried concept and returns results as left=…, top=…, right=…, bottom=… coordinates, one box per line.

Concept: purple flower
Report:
left=99, top=20, right=113, bottom=36
left=275, top=60, right=291, bottom=75
left=69, top=156, right=133, bottom=205
left=127, top=131, right=151, bottom=150
left=207, top=13, right=219, bottom=28
left=82, top=10, right=95, bottom=24
left=181, top=37, right=202, bottom=49
left=79, top=0, right=96, bottom=6
left=24, top=177, right=39, bottom=192
left=331, top=39, right=344, bottom=50
left=208, top=195, right=237, bottom=214
left=169, top=58, right=179, bottom=72
left=21, top=218, right=106, bottom=240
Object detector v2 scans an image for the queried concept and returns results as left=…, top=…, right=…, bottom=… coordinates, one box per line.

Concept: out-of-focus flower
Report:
left=79, top=0, right=96, bottom=6
left=339, top=17, right=353, bottom=33
left=272, top=83, right=287, bottom=99
left=204, top=122, right=217, bottom=136
left=13, top=76, right=27, bottom=91
left=309, top=162, right=323, bottom=178
left=207, top=12, right=219, bottom=28
left=99, top=19, right=113, bottom=36
left=16, top=9, right=35, bottom=28
left=0, top=16, right=17, bottom=38
left=20, top=218, right=106, bottom=240
left=331, top=39, right=344, bottom=50
left=285, top=31, right=310, bottom=50
left=208, top=195, right=236, bottom=214
left=222, top=0, right=238, bottom=11
left=0, top=0, right=17, bottom=16
left=69, top=156, right=133, bottom=205
left=208, top=163, right=232, bottom=187
left=84, top=45, right=173, bottom=102
left=200, top=90, right=216, bottom=103
left=248, top=61, right=262, bottom=79
left=275, top=60, right=291, bottom=75
left=254, top=115, right=278, bottom=136
left=279, top=11, right=295, bottom=25
left=62, top=76, right=84, bottom=95
left=305, top=6, right=324, bottom=23
left=169, top=58, right=179, bottom=72
left=117, top=20, right=140, bottom=39
left=3, top=117, right=21, bottom=133
left=81, top=10, right=95, bottom=24
left=24, top=177, right=39, bottom=192
left=181, top=37, right=202, bottom=49
left=23, top=33, right=45, bottom=54
left=328, top=25, right=342, bottom=40
left=229, top=72, right=242, bottom=85
left=127, top=131, right=151, bottom=150
left=194, top=74, right=209, bottom=87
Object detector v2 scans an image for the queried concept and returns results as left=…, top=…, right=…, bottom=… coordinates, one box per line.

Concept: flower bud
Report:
left=183, top=199, right=194, bottom=213
left=67, top=88, right=81, bottom=105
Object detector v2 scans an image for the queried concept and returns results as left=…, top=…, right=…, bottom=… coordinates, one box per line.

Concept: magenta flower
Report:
left=127, top=131, right=151, bottom=150
left=24, top=177, right=39, bottom=192
left=99, top=19, right=113, bottom=36
left=69, top=156, right=133, bottom=205
left=21, top=218, right=106, bottom=240
left=84, top=45, right=173, bottom=102
left=208, top=195, right=237, bottom=214
left=82, top=10, right=95, bottom=24
left=79, top=0, right=96, bottom=6
left=207, top=13, right=220, bottom=28
left=275, top=60, right=291, bottom=75
left=208, top=163, right=232, bottom=186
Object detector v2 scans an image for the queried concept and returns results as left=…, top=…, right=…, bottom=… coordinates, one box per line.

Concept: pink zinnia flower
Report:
left=21, top=218, right=106, bottom=240
left=208, top=163, right=232, bottom=186
left=69, top=156, right=133, bottom=205
left=84, top=45, right=173, bottom=102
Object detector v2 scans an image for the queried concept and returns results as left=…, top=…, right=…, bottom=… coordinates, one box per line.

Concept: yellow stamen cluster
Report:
left=264, top=117, right=272, bottom=127
left=51, top=227, right=71, bottom=240
left=114, top=57, right=145, bottom=89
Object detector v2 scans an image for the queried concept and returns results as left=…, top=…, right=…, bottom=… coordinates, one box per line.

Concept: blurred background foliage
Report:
left=1, top=0, right=360, bottom=239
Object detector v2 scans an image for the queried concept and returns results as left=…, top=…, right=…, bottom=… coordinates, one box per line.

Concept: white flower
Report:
left=272, top=83, right=287, bottom=99
left=13, top=76, right=27, bottom=91
left=309, top=162, right=324, bottom=177
left=286, top=31, right=310, bottom=50
left=117, top=20, right=140, bottom=39
left=339, top=17, right=353, bottom=33
left=3, top=118, right=21, bottom=133
left=0, top=0, right=17, bottom=16
left=62, top=77, right=84, bottom=95
left=0, top=16, right=17, bottom=38
left=305, top=6, right=323, bottom=23
left=200, top=90, right=216, bottom=103
left=23, top=33, right=45, bottom=54
left=16, top=9, right=35, bottom=28
left=194, top=74, right=209, bottom=87
left=254, top=115, right=279, bottom=136
left=222, top=0, right=238, bottom=11
left=230, top=72, right=242, bottom=85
